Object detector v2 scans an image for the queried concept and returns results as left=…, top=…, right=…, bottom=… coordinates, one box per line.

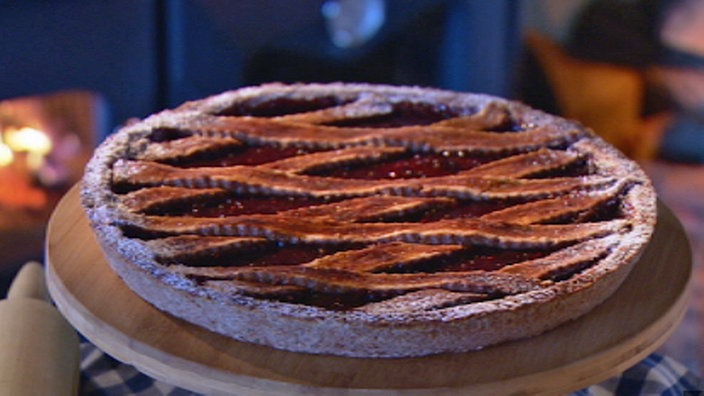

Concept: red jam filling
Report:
left=313, top=151, right=499, bottom=179
left=169, top=242, right=357, bottom=268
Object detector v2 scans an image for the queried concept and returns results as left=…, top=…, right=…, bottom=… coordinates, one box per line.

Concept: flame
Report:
left=0, top=126, right=53, bottom=210
left=2, top=126, right=53, bottom=171
left=0, top=141, right=13, bottom=166
left=4, top=126, right=52, bottom=155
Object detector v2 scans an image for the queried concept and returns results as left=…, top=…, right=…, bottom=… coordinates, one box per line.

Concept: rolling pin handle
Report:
left=7, top=261, right=50, bottom=301
left=0, top=261, right=80, bottom=396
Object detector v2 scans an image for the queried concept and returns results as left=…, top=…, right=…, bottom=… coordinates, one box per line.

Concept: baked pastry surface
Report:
left=81, top=83, right=657, bottom=357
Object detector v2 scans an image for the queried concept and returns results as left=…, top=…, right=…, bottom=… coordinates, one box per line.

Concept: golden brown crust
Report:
left=81, top=83, right=657, bottom=357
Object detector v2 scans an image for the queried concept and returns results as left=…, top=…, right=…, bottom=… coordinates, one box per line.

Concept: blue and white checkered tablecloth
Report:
left=77, top=341, right=702, bottom=396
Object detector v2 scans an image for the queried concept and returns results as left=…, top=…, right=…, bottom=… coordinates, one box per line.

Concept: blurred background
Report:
left=0, top=0, right=701, bottom=378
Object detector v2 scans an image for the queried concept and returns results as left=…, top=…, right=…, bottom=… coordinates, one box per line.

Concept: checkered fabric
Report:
left=78, top=340, right=702, bottom=395
left=574, top=354, right=702, bottom=396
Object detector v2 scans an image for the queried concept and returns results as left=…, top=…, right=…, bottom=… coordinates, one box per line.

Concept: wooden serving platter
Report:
left=46, top=185, right=692, bottom=395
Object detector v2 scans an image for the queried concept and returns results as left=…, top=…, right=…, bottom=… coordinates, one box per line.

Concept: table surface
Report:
left=46, top=184, right=693, bottom=395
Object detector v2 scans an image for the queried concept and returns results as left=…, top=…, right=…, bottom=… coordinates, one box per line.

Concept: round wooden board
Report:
left=46, top=185, right=692, bottom=395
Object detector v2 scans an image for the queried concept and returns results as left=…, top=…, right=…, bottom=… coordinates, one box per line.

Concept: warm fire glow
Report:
left=3, top=126, right=53, bottom=170
left=0, top=126, right=55, bottom=210
left=0, top=141, right=13, bottom=167
left=0, top=90, right=97, bottom=214
left=5, top=126, right=52, bottom=153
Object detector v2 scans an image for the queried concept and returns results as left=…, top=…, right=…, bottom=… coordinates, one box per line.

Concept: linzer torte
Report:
left=81, top=83, right=657, bottom=358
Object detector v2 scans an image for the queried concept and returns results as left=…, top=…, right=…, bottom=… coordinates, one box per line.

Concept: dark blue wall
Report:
left=0, top=0, right=521, bottom=140
left=0, top=1, right=160, bottom=129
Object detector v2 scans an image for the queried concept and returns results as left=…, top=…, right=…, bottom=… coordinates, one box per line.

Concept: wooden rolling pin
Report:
left=0, top=262, right=80, bottom=396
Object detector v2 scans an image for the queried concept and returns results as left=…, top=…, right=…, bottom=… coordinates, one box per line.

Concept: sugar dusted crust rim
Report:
left=81, top=83, right=657, bottom=357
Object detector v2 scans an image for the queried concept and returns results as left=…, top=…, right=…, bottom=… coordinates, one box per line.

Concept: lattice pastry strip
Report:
left=185, top=115, right=588, bottom=153
left=172, top=260, right=543, bottom=297
left=137, top=135, right=243, bottom=162
left=119, top=210, right=627, bottom=247
left=480, top=183, right=626, bottom=225
left=499, top=236, right=619, bottom=280
left=145, top=235, right=270, bottom=262
left=112, top=159, right=616, bottom=200
left=120, top=186, right=227, bottom=213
